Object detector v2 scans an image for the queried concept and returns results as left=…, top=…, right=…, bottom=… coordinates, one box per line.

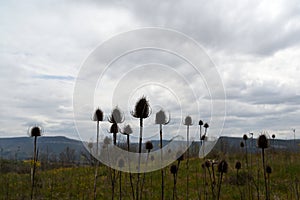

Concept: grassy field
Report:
left=0, top=150, right=299, bottom=200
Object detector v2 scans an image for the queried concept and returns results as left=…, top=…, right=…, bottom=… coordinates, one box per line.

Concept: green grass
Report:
left=0, top=152, right=299, bottom=199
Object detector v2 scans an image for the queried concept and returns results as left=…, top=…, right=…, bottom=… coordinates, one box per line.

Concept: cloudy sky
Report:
left=1, top=0, right=300, bottom=142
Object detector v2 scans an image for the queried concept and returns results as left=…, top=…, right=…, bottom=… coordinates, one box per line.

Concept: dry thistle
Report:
left=93, top=108, right=103, bottom=122
left=235, top=161, right=241, bottom=170
left=258, top=134, right=269, bottom=149
left=240, top=141, right=244, bottom=148
left=184, top=116, right=192, bottom=125
left=218, top=160, right=228, bottom=173
left=170, top=164, right=178, bottom=175
left=145, top=141, right=153, bottom=151
left=131, top=96, right=150, bottom=119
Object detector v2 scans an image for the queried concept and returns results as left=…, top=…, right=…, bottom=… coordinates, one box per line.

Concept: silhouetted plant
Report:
left=28, top=125, right=42, bottom=200
left=155, top=109, right=170, bottom=200
left=109, top=123, right=119, bottom=145
left=240, top=141, right=244, bottom=148
left=266, top=165, right=272, bottom=199
left=243, top=134, right=248, bottom=167
left=121, top=125, right=134, bottom=198
left=170, top=164, right=178, bottom=200
left=201, top=122, right=209, bottom=159
left=235, top=161, right=243, bottom=200
left=93, top=108, right=104, bottom=153
left=203, top=123, right=209, bottom=138
left=184, top=115, right=192, bottom=200
left=217, top=160, right=228, bottom=200
left=258, top=134, right=270, bottom=200
left=92, top=108, right=104, bottom=200
left=121, top=125, right=133, bottom=151
left=243, top=134, right=250, bottom=199
left=199, top=120, right=204, bottom=141
left=271, top=134, right=276, bottom=156
left=141, top=141, right=153, bottom=199
left=205, top=159, right=217, bottom=199
left=109, top=107, right=124, bottom=145
left=131, top=96, right=150, bottom=200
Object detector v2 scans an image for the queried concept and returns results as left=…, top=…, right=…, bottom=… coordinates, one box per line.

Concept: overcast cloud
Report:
left=1, top=0, right=300, bottom=141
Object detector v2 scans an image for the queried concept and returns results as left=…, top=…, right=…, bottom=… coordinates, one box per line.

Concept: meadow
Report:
left=0, top=149, right=299, bottom=200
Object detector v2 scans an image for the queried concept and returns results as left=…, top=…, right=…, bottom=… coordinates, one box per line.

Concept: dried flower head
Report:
left=109, top=107, right=124, bottom=124
left=110, top=123, right=118, bottom=134
left=199, top=120, right=204, bottom=126
left=240, top=141, right=244, bottom=148
left=203, top=123, right=209, bottom=129
left=266, top=165, right=272, bottom=174
left=218, top=160, right=228, bottom=173
left=205, top=160, right=211, bottom=168
left=131, top=96, right=150, bottom=119
left=272, top=134, right=275, bottom=139
left=122, top=124, right=133, bottom=135
left=145, top=141, right=153, bottom=151
left=155, top=109, right=170, bottom=125
left=258, top=134, right=269, bottom=149
left=184, top=116, right=192, bottom=125
left=30, top=126, right=42, bottom=137
left=93, top=108, right=103, bottom=122
left=243, top=134, right=248, bottom=141
left=170, top=164, right=178, bottom=175
left=235, top=161, right=241, bottom=170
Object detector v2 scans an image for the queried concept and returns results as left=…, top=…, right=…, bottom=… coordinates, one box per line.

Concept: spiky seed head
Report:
left=30, top=126, right=42, bottom=137
left=118, top=158, right=125, bottom=168
left=266, top=165, right=272, bottom=174
left=199, top=120, right=204, bottom=126
left=122, top=124, right=133, bottom=135
left=240, top=141, right=244, bottom=148
left=243, top=134, right=248, bottom=141
left=155, top=110, right=168, bottom=125
left=184, top=116, right=192, bottom=125
left=131, top=96, right=150, bottom=119
left=201, top=135, right=206, bottom=141
left=109, top=107, right=124, bottom=124
left=272, top=134, right=275, bottom=139
left=205, top=160, right=211, bottom=168
left=218, top=160, right=228, bottom=173
left=258, top=134, right=269, bottom=149
left=93, top=108, right=103, bottom=122
left=176, top=151, right=184, bottom=161
left=235, top=161, right=241, bottom=170
left=204, top=123, right=209, bottom=129
left=170, top=164, right=178, bottom=175
left=110, top=123, right=118, bottom=134
left=145, top=141, right=153, bottom=150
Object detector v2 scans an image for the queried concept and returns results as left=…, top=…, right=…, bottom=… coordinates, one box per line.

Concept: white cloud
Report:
left=0, top=0, right=300, bottom=141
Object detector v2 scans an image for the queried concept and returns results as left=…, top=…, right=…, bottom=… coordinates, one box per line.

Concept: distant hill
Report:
left=0, top=136, right=87, bottom=161
left=0, top=136, right=299, bottom=162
